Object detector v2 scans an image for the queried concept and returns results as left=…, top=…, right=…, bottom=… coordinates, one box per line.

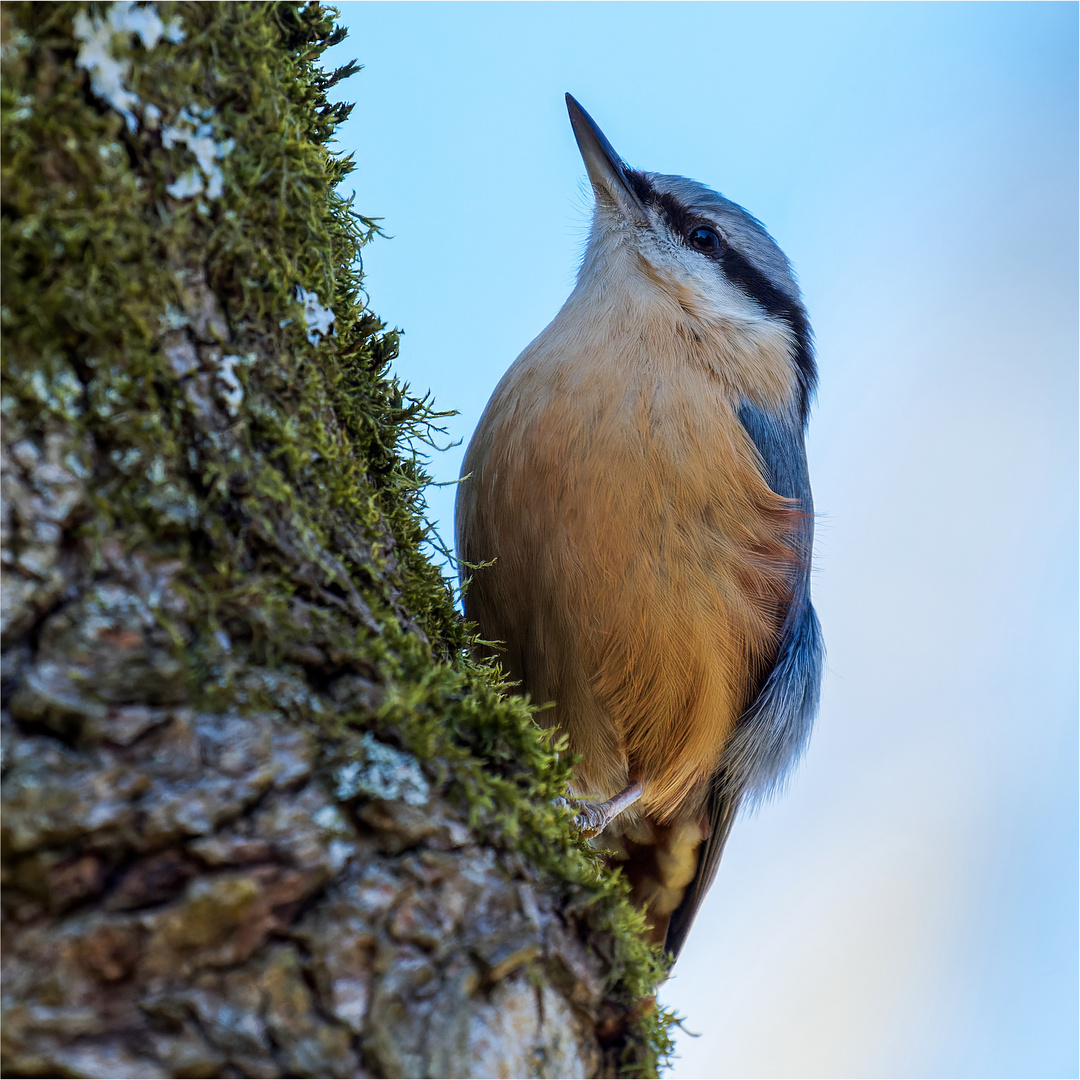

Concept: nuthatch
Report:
left=456, top=96, right=823, bottom=959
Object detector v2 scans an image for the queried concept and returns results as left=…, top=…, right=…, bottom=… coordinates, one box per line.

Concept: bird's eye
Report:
left=687, top=226, right=721, bottom=254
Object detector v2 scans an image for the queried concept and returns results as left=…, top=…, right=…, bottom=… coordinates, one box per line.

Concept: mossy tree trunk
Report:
left=0, top=4, right=674, bottom=1078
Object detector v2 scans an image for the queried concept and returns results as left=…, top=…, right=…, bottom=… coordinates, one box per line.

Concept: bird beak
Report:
left=566, top=94, right=649, bottom=226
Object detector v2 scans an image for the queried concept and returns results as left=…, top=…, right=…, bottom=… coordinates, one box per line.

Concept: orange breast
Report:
left=459, top=341, right=800, bottom=823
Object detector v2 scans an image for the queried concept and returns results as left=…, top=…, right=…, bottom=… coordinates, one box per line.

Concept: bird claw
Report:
left=559, top=782, right=644, bottom=838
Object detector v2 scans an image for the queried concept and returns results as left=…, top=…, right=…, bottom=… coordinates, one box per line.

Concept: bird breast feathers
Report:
left=461, top=297, right=803, bottom=816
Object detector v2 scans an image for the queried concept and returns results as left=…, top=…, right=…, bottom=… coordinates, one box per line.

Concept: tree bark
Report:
left=0, top=4, right=672, bottom=1077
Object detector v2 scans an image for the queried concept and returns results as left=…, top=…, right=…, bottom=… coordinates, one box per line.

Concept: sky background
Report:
left=326, top=4, right=1078, bottom=1077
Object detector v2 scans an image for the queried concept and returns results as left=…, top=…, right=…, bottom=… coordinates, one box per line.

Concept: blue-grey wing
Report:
left=721, top=401, right=824, bottom=805
left=665, top=401, right=824, bottom=959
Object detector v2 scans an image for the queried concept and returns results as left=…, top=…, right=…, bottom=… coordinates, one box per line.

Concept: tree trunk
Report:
left=0, top=4, right=673, bottom=1077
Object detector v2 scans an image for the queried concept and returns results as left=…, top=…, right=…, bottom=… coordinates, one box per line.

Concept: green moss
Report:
left=0, top=2, right=676, bottom=1072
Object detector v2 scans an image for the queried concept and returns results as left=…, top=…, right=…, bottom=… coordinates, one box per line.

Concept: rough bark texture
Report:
left=0, top=4, right=674, bottom=1077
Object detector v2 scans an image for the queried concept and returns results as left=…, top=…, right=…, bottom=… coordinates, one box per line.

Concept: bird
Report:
left=455, top=95, right=823, bottom=960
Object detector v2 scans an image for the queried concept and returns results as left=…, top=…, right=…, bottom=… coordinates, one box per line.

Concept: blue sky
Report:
left=326, top=4, right=1078, bottom=1076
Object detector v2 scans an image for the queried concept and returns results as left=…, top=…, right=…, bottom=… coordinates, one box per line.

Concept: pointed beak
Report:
left=565, top=94, right=649, bottom=226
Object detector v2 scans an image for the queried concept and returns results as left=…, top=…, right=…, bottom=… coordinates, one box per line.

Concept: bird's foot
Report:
left=559, top=782, right=644, bottom=838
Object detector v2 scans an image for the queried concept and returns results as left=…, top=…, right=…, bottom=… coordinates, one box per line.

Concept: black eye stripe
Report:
left=653, top=190, right=699, bottom=239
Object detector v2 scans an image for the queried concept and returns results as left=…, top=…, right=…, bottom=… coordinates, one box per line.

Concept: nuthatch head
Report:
left=456, top=96, right=823, bottom=958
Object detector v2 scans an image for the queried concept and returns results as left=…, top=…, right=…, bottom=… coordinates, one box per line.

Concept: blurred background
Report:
left=326, top=4, right=1078, bottom=1076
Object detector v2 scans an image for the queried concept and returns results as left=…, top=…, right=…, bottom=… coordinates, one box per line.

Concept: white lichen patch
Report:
left=158, top=304, right=189, bottom=332
left=165, top=170, right=203, bottom=199
left=334, top=734, right=430, bottom=806
left=25, top=367, right=84, bottom=421
left=73, top=9, right=139, bottom=131
left=295, top=287, right=336, bottom=345
left=313, top=804, right=347, bottom=830
left=73, top=2, right=183, bottom=133
left=10, top=94, right=34, bottom=123
left=1, top=27, right=32, bottom=66
left=115, top=1, right=184, bottom=49
left=216, top=353, right=249, bottom=415
left=163, top=109, right=236, bottom=200
left=311, top=804, right=356, bottom=872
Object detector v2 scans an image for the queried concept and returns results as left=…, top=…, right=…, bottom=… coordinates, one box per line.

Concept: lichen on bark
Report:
left=0, top=3, right=676, bottom=1077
